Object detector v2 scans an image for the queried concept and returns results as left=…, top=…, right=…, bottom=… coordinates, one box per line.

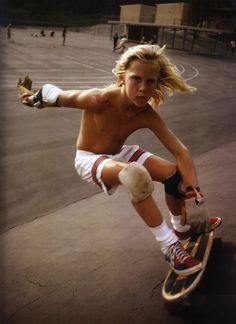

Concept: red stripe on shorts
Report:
left=91, top=155, right=109, bottom=187
left=128, top=148, right=146, bottom=162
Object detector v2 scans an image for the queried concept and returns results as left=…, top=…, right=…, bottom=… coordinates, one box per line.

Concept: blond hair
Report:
left=112, top=44, right=196, bottom=108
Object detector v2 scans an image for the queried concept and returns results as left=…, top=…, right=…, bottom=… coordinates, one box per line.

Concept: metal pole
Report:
left=183, top=29, right=187, bottom=50
left=161, top=27, right=164, bottom=46
left=156, top=27, right=159, bottom=44
left=213, top=32, right=218, bottom=54
left=141, top=26, right=144, bottom=39
left=191, top=30, right=197, bottom=51
left=110, top=24, right=113, bottom=40
left=172, top=28, right=176, bottom=48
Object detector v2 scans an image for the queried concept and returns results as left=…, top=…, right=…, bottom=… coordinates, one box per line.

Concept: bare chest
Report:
left=93, top=110, right=141, bottom=140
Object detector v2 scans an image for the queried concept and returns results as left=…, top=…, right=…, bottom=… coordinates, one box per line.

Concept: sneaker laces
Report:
left=169, top=241, right=190, bottom=264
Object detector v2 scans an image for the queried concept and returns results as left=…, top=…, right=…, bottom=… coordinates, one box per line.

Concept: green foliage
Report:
left=188, top=0, right=235, bottom=26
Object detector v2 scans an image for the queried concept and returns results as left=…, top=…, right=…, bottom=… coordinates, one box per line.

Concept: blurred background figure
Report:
left=7, top=23, right=12, bottom=40
left=140, top=36, right=147, bottom=44
left=40, top=29, right=46, bottom=37
left=62, top=26, right=67, bottom=46
left=50, top=30, right=55, bottom=37
left=149, top=35, right=157, bottom=44
left=112, top=33, right=119, bottom=52
left=114, top=35, right=128, bottom=54
left=230, top=40, right=235, bottom=55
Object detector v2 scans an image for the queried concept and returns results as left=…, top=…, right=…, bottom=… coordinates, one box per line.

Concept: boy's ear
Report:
left=118, top=75, right=125, bottom=86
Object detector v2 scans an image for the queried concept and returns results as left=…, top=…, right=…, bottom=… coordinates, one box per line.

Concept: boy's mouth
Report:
left=136, top=96, right=148, bottom=102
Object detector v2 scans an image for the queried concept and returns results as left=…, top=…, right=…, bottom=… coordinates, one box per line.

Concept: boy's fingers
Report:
left=24, top=76, right=32, bottom=90
left=17, top=76, right=33, bottom=91
left=17, top=77, right=22, bottom=87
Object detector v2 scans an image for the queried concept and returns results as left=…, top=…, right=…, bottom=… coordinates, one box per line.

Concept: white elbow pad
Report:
left=118, top=162, right=154, bottom=202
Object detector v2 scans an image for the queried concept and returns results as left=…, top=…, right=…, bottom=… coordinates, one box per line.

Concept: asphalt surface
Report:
left=0, top=27, right=236, bottom=324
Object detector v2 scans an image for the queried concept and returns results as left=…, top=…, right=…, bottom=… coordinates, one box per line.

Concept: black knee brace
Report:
left=162, top=170, right=185, bottom=199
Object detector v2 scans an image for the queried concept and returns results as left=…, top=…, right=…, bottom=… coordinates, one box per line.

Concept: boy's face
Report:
left=122, top=59, right=159, bottom=107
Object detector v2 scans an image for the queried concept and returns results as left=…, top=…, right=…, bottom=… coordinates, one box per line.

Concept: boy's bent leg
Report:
left=143, top=155, right=221, bottom=239
left=143, top=155, right=197, bottom=237
left=143, top=155, right=185, bottom=215
left=101, top=159, right=171, bottom=229
left=132, top=195, right=163, bottom=227
left=102, top=160, right=177, bottom=249
left=133, top=196, right=202, bottom=275
left=101, top=160, right=202, bottom=275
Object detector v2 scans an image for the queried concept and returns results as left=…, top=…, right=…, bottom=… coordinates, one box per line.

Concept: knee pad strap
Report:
left=162, top=171, right=185, bottom=199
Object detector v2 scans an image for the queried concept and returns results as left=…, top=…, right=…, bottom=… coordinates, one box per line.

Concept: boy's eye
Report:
left=130, top=76, right=156, bottom=85
left=147, top=79, right=156, bottom=85
left=131, top=75, right=141, bottom=81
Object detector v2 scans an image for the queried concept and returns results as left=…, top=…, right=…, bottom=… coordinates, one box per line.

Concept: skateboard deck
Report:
left=162, top=230, right=214, bottom=303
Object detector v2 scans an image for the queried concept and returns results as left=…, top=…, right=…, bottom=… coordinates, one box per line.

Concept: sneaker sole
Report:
left=172, top=261, right=203, bottom=276
left=209, top=217, right=222, bottom=231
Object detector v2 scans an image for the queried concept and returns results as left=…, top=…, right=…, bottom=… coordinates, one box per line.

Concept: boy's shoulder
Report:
left=84, top=85, right=120, bottom=112
left=98, top=85, right=121, bottom=104
left=93, top=85, right=119, bottom=98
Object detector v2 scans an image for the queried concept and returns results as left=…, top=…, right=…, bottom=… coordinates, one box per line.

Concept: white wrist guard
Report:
left=30, top=84, right=62, bottom=108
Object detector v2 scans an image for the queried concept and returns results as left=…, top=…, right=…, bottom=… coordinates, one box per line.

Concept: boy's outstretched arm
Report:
left=17, top=76, right=103, bottom=111
left=17, top=76, right=62, bottom=108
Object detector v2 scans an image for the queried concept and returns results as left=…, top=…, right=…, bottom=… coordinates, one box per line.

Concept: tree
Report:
left=188, top=0, right=234, bottom=27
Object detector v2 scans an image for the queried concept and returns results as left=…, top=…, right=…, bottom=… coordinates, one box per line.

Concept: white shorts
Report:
left=74, top=145, right=153, bottom=195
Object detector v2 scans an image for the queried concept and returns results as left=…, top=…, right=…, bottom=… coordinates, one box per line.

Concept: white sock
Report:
left=170, top=211, right=191, bottom=232
left=149, top=219, right=178, bottom=255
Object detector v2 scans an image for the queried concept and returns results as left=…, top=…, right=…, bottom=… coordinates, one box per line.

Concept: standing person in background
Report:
left=114, top=35, right=128, bottom=54
left=7, top=24, right=12, bottom=40
left=40, top=29, right=46, bottom=37
left=230, top=40, right=235, bottom=55
left=149, top=35, right=157, bottom=45
left=62, top=27, right=67, bottom=46
left=113, top=33, right=119, bottom=52
left=140, top=36, right=147, bottom=44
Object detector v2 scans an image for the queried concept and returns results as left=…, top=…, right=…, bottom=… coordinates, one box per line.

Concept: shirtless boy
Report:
left=17, top=44, right=221, bottom=276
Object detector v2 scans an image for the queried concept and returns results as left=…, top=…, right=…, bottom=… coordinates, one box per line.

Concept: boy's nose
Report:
left=139, top=82, right=147, bottom=92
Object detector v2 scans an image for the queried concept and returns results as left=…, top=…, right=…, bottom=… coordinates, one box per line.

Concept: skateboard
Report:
left=162, top=230, right=214, bottom=303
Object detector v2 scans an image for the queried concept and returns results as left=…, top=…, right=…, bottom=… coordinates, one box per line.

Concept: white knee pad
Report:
left=118, top=162, right=154, bottom=202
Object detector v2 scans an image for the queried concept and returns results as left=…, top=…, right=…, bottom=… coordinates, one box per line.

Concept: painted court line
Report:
left=184, top=63, right=199, bottom=81
left=63, top=56, right=110, bottom=74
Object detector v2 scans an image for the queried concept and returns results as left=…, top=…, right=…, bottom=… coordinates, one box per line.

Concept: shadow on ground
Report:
left=166, top=239, right=236, bottom=324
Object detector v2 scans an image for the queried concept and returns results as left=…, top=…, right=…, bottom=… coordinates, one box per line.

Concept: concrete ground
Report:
left=0, top=27, right=236, bottom=323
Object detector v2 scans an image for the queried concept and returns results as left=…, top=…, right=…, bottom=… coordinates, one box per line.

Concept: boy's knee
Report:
left=118, top=162, right=154, bottom=202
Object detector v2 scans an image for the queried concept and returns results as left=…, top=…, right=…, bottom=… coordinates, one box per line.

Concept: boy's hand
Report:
left=17, top=76, right=62, bottom=108
left=181, top=187, right=210, bottom=233
left=17, top=76, right=36, bottom=106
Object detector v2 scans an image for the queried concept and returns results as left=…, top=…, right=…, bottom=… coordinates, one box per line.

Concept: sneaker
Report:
left=165, top=241, right=203, bottom=276
left=174, top=216, right=222, bottom=241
